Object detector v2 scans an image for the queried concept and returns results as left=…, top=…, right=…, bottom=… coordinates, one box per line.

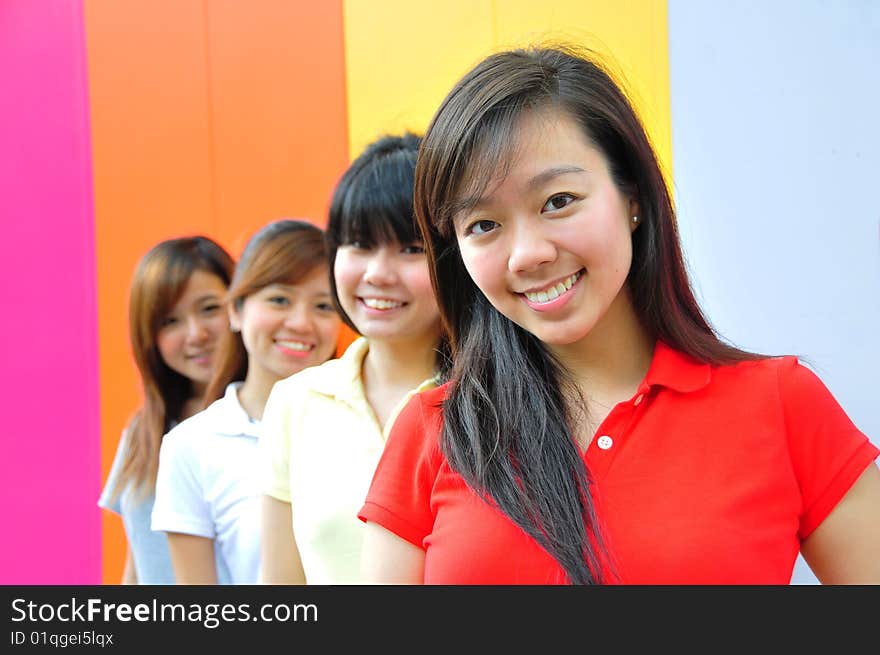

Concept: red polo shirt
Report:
left=359, top=342, right=878, bottom=584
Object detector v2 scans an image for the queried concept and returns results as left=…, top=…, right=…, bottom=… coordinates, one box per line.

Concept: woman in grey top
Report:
left=98, top=236, right=234, bottom=583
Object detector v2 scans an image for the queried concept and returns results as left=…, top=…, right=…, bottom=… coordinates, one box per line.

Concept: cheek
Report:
left=205, top=313, right=229, bottom=339
left=316, top=317, right=341, bottom=355
left=241, top=309, right=277, bottom=345
left=333, top=254, right=360, bottom=295
left=459, top=243, right=504, bottom=299
left=402, top=262, right=435, bottom=297
left=155, top=330, right=181, bottom=364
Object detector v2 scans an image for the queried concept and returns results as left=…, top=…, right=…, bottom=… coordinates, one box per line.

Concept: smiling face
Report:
left=333, top=239, right=441, bottom=345
left=453, top=108, right=639, bottom=351
left=155, top=269, right=228, bottom=390
left=230, top=266, right=340, bottom=388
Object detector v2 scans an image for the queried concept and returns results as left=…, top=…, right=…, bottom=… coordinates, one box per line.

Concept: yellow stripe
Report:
left=343, top=0, right=670, bottom=178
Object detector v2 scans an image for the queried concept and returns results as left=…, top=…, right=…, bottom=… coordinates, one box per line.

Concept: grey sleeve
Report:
left=97, top=428, right=129, bottom=515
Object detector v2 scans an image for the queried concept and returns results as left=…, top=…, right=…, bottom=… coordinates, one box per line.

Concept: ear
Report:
left=628, top=198, right=641, bottom=233
left=228, top=302, right=242, bottom=333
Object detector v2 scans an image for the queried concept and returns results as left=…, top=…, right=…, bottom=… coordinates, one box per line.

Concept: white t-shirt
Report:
left=151, top=383, right=262, bottom=584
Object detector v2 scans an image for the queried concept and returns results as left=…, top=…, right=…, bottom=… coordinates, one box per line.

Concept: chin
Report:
left=528, top=325, right=591, bottom=347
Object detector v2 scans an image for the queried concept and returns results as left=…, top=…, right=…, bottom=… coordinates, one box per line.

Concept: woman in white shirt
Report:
left=152, top=219, right=341, bottom=584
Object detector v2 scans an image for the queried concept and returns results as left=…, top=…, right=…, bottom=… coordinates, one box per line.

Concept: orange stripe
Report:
left=86, top=0, right=350, bottom=583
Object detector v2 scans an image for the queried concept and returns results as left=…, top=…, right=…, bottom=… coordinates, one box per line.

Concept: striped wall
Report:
left=3, top=0, right=872, bottom=585
left=0, top=0, right=671, bottom=584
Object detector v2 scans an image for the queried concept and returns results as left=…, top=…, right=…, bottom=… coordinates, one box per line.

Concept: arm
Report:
left=801, top=462, right=880, bottom=584
left=360, top=521, right=425, bottom=584
left=121, top=547, right=138, bottom=585
left=260, top=495, right=306, bottom=584
left=166, top=533, right=218, bottom=585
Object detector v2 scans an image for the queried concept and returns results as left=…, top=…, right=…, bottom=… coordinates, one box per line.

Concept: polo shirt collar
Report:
left=310, top=337, right=438, bottom=405
left=311, top=337, right=370, bottom=405
left=642, top=341, right=712, bottom=394
left=211, top=382, right=260, bottom=437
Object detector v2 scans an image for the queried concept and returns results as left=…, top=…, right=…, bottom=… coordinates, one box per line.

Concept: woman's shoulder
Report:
left=161, top=398, right=223, bottom=446
left=415, top=381, right=451, bottom=408
left=711, top=354, right=850, bottom=416
left=715, top=353, right=809, bottom=385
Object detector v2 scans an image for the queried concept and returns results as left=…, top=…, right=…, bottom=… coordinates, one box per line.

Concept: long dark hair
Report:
left=414, top=45, right=762, bottom=584
left=326, top=132, right=450, bottom=375
left=118, top=236, right=234, bottom=498
left=203, top=219, right=330, bottom=406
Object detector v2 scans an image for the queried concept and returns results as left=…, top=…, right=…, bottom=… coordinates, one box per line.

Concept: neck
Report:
left=180, top=392, right=206, bottom=421
left=549, top=287, right=654, bottom=402
left=361, top=333, right=437, bottom=396
left=236, top=371, right=278, bottom=422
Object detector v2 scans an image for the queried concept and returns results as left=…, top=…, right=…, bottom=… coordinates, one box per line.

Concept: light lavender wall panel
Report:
left=669, top=0, right=879, bottom=584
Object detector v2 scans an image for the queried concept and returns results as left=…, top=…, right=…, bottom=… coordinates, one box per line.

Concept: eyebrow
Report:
left=268, top=283, right=332, bottom=297
left=453, top=165, right=587, bottom=217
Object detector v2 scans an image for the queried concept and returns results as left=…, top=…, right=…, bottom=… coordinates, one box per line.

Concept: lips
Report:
left=275, top=339, right=314, bottom=352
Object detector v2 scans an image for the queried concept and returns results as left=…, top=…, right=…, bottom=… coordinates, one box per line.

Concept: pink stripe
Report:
left=0, top=0, right=100, bottom=583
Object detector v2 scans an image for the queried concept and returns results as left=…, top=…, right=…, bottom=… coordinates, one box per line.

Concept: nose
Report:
left=507, top=218, right=557, bottom=274
left=283, top=302, right=315, bottom=333
left=363, top=247, right=398, bottom=286
left=185, top=315, right=210, bottom=344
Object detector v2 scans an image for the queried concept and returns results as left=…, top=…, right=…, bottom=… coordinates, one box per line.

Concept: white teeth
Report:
left=524, top=271, right=582, bottom=304
left=278, top=340, right=311, bottom=351
left=362, top=298, right=403, bottom=310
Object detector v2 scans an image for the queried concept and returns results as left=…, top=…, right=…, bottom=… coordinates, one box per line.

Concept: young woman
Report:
left=260, top=133, right=447, bottom=584
left=151, top=219, right=340, bottom=584
left=358, top=46, right=880, bottom=584
left=98, top=236, right=235, bottom=584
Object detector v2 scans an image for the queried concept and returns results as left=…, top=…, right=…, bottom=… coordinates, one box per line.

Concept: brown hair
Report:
left=116, top=236, right=234, bottom=499
left=202, top=219, right=330, bottom=405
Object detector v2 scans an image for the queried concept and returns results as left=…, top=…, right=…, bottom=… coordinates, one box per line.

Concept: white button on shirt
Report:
left=597, top=435, right=614, bottom=450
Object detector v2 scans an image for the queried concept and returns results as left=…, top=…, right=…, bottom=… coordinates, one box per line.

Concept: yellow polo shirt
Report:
left=260, top=337, right=437, bottom=584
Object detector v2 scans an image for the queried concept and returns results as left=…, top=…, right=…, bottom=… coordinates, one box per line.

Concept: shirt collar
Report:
left=309, top=337, right=370, bottom=404
left=211, top=382, right=260, bottom=438
left=310, top=337, right=438, bottom=406
left=641, top=341, right=712, bottom=394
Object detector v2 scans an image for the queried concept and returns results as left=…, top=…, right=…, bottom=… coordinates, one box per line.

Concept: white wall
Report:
left=668, top=0, right=879, bottom=583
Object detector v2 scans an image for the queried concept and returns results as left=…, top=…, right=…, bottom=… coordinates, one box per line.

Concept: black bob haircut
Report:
left=325, top=132, right=422, bottom=332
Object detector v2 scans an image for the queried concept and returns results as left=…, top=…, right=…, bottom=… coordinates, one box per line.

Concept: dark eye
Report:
left=402, top=243, right=425, bottom=254
left=542, top=193, right=575, bottom=212
left=466, top=219, right=498, bottom=236
left=316, top=302, right=336, bottom=312
left=160, top=316, right=179, bottom=328
left=201, top=303, right=221, bottom=314
left=268, top=296, right=290, bottom=307
left=349, top=240, right=371, bottom=250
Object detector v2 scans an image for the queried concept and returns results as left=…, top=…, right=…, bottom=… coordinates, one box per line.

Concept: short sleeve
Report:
left=259, top=380, right=296, bottom=502
left=358, top=387, right=445, bottom=548
left=151, top=427, right=214, bottom=538
left=98, top=428, right=129, bottom=515
left=778, top=358, right=880, bottom=539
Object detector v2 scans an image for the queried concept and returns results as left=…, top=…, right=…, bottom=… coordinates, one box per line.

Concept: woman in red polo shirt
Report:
left=357, top=45, right=880, bottom=584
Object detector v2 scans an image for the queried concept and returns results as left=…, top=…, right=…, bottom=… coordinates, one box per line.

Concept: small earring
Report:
left=230, top=323, right=240, bottom=333
left=632, top=215, right=640, bottom=225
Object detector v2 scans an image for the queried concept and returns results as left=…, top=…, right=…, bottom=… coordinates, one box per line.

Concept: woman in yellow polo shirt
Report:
left=259, top=133, right=447, bottom=583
